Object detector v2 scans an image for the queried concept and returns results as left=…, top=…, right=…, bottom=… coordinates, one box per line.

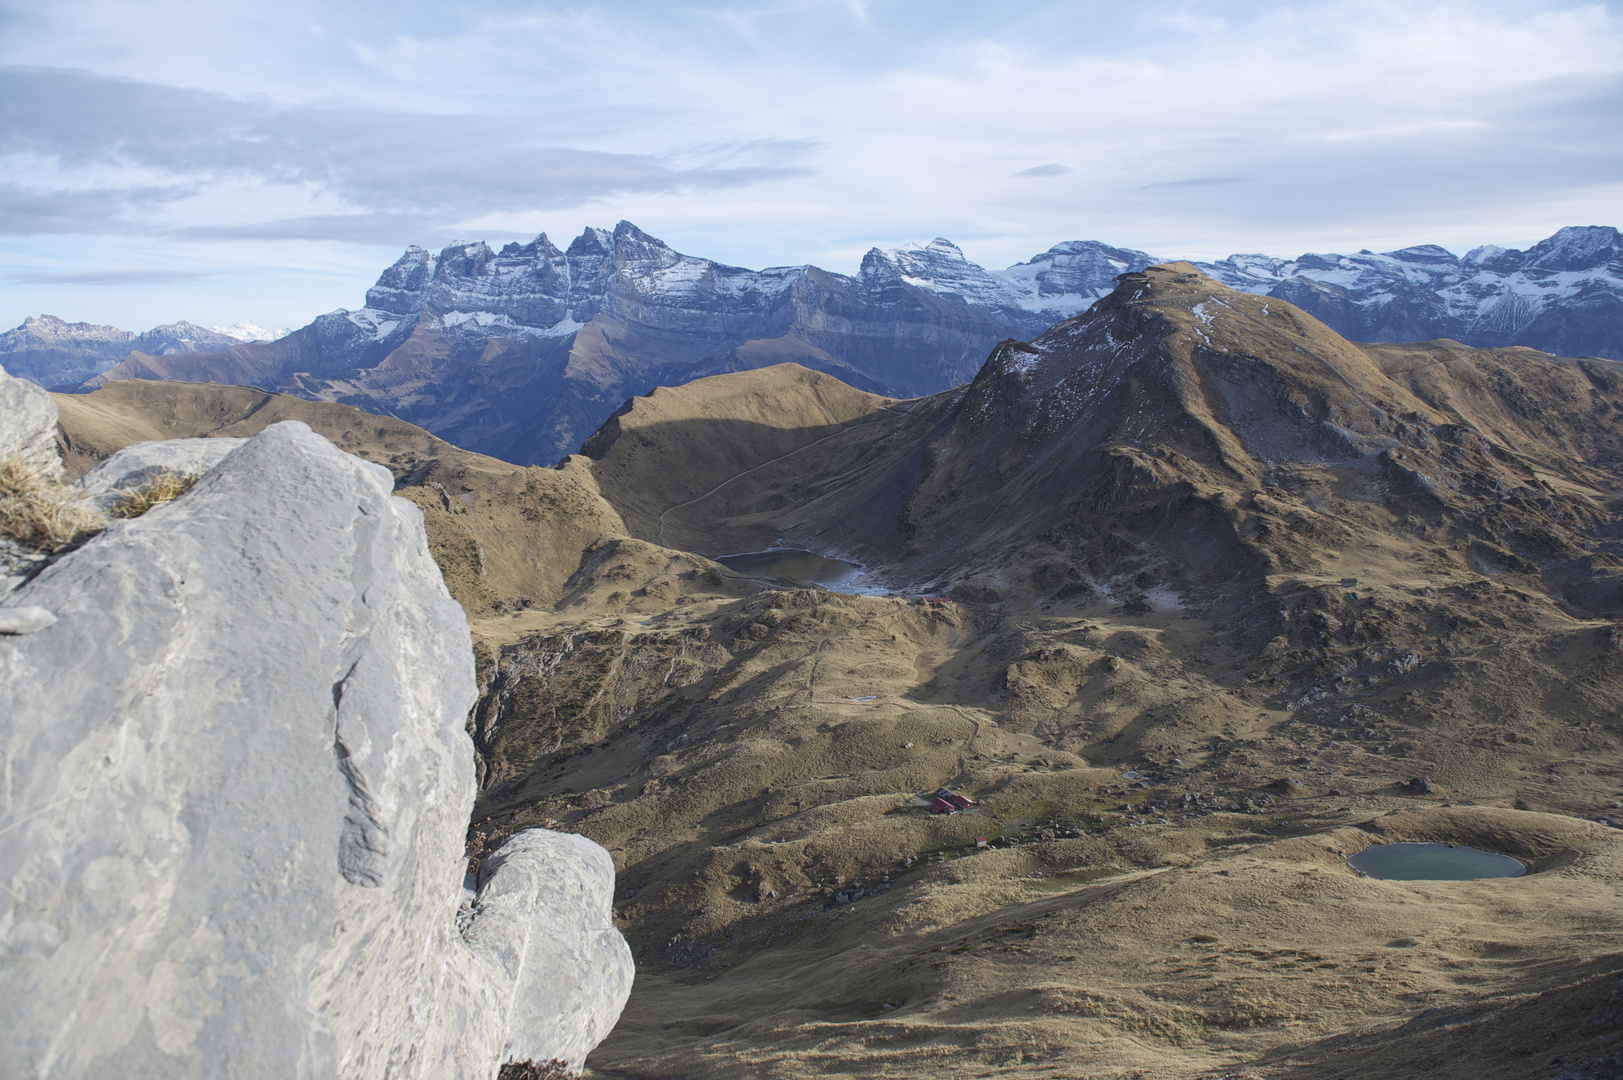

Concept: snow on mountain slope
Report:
left=856, top=237, right=1156, bottom=322
left=0, top=316, right=246, bottom=387
left=211, top=321, right=289, bottom=343
left=1196, top=226, right=1623, bottom=357
left=993, top=240, right=1158, bottom=317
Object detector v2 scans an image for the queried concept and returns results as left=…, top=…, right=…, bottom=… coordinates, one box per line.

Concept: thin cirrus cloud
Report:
left=1140, top=177, right=1250, bottom=191
left=0, top=67, right=813, bottom=243
left=0, top=181, right=196, bottom=235
left=6, top=267, right=219, bottom=285
left=1015, top=164, right=1072, bottom=178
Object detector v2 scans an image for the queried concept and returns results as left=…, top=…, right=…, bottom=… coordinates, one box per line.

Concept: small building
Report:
left=930, top=787, right=977, bottom=814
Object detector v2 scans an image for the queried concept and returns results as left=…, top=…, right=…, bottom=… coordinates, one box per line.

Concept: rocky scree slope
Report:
left=0, top=375, right=632, bottom=1079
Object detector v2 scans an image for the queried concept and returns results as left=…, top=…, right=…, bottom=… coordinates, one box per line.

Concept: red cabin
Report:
left=930, top=787, right=977, bottom=814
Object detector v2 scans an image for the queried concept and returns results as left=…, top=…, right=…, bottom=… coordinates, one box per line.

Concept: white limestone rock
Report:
left=0, top=361, right=64, bottom=479
left=0, top=420, right=632, bottom=1079
left=0, top=604, right=55, bottom=634
left=74, top=437, right=247, bottom=513
left=467, top=830, right=636, bottom=1068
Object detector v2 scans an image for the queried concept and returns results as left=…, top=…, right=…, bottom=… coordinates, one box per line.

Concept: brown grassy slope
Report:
left=573, top=264, right=1623, bottom=618
left=49, top=380, right=641, bottom=618
left=566, top=363, right=902, bottom=547
left=48, top=296, right=1623, bottom=1078
left=877, top=264, right=1623, bottom=609
left=80, top=339, right=295, bottom=392
left=471, top=570, right=1623, bottom=1080
left=52, top=380, right=513, bottom=489
left=448, top=270, right=1623, bottom=1079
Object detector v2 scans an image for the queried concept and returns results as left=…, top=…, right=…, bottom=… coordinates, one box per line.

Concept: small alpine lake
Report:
left=1348, top=841, right=1526, bottom=881
left=715, top=548, right=868, bottom=591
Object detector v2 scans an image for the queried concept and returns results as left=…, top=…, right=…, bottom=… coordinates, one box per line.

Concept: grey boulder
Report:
left=0, top=362, right=63, bottom=478
left=73, top=436, right=246, bottom=513
left=0, top=420, right=631, bottom=1079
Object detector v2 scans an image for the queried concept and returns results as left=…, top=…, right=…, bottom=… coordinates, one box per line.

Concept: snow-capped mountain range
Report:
left=6, top=223, right=1618, bottom=465
left=296, top=226, right=1141, bottom=375
left=1193, top=225, right=1622, bottom=360
left=63, top=222, right=1146, bottom=463
left=0, top=315, right=286, bottom=388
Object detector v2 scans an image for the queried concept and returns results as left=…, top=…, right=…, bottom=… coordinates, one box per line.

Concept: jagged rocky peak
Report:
left=18, top=312, right=131, bottom=340
left=1524, top=224, right=1623, bottom=270
left=1193, top=226, right=1623, bottom=359
left=498, top=233, right=565, bottom=259
left=356, top=220, right=733, bottom=334
left=366, top=246, right=440, bottom=314
left=858, top=237, right=1015, bottom=311
left=567, top=224, right=618, bottom=257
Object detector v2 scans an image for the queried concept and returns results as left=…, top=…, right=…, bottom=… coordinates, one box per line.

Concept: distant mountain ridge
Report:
left=0, top=315, right=286, bottom=389
left=68, top=223, right=1152, bottom=464
left=6, top=223, right=1619, bottom=465
left=1194, top=225, right=1623, bottom=359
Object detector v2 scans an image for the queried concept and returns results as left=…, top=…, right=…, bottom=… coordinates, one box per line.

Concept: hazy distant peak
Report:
left=210, top=321, right=288, bottom=343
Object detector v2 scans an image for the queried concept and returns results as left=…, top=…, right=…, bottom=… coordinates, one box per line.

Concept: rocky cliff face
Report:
left=0, top=411, right=632, bottom=1077
left=74, top=225, right=1153, bottom=466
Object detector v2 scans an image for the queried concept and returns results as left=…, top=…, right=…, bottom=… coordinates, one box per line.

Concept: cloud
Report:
left=7, top=266, right=219, bottom=284
left=0, top=181, right=195, bottom=234
left=0, top=1, right=1620, bottom=330
left=1015, top=164, right=1071, bottom=178
left=0, top=67, right=812, bottom=239
left=1139, top=177, right=1249, bottom=191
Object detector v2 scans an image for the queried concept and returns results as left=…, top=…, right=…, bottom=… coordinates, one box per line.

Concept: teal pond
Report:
left=715, top=548, right=866, bottom=591
left=1348, top=842, right=1526, bottom=881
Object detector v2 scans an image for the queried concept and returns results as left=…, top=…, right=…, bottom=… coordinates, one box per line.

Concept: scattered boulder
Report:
left=0, top=421, right=632, bottom=1079
left=1404, top=776, right=1439, bottom=796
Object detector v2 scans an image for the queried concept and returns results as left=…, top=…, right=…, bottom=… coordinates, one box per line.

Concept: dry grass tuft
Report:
left=110, top=470, right=199, bottom=519
left=0, top=455, right=104, bottom=553
left=497, top=1061, right=578, bottom=1080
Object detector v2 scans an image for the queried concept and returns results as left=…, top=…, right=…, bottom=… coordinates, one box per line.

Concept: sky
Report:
left=1, top=0, right=1619, bottom=331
